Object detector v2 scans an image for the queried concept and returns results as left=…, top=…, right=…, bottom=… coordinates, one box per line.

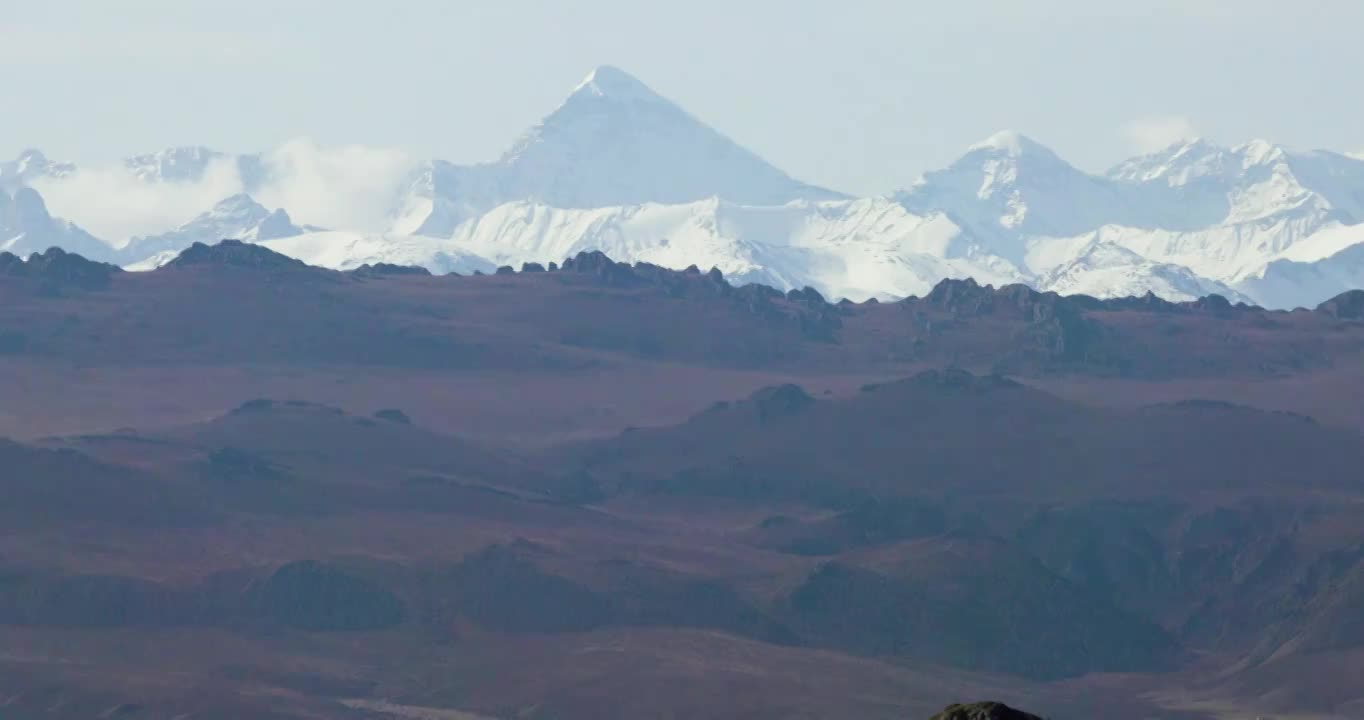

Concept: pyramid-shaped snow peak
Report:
left=966, top=130, right=1054, bottom=158
left=490, top=65, right=845, bottom=208
left=567, top=65, right=666, bottom=103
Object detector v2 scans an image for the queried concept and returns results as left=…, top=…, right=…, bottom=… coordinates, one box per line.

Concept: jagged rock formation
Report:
left=0, top=247, right=121, bottom=292
left=350, top=262, right=432, bottom=278
left=927, top=702, right=1043, bottom=720
left=167, top=239, right=319, bottom=275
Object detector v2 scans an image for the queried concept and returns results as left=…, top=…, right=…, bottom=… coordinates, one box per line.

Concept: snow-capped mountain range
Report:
left=7, top=65, right=1364, bottom=309
left=1, top=186, right=109, bottom=260
left=123, top=146, right=270, bottom=190
left=121, top=194, right=311, bottom=270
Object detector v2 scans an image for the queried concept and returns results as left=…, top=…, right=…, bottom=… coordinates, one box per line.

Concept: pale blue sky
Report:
left=4, top=0, right=1362, bottom=194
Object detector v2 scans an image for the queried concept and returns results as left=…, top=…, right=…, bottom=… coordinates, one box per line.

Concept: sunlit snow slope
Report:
left=8, top=66, right=1364, bottom=307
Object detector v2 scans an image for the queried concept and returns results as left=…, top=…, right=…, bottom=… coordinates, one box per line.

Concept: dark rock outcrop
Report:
left=559, top=250, right=641, bottom=286
left=1100, top=290, right=1180, bottom=312
left=922, top=277, right=989, bottom=313
left=167, top=239, right=312, bottom=273
left=924, top=279, right=1075, bottom=322
left=0, top=247, right=121, bottom=290
left=350, top=263, right=432, bottom=278
left=746, top=383, right=815, bottom=422
left=1317, top=289, right=1364, bottom=320
left=787, top=286, right=827, bottom=307
left=921, top=277, right=1257, bottom=321
left=1189, top=293, right=1234, bottom=313
left=553, top=251, right=843, bottom=343
left=928, top=702, right=1043, bottom=720
left=910, top=279, right=1110, bottom=366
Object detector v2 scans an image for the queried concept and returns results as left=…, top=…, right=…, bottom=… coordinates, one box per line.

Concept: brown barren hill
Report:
left=4, top=247, right=1364, bottom=719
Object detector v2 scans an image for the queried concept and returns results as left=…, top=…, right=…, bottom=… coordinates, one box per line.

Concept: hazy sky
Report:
left=4, top=0, right=1362, bottom=195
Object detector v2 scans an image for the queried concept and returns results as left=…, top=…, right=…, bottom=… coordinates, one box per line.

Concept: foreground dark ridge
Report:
left=3, top=241, right=1364, bottom=379
left=8, top=239, right=1364, bottom=314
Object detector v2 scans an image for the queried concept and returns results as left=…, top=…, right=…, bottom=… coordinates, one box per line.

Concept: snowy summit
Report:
left=6, top=67, right=1364, bottom=310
